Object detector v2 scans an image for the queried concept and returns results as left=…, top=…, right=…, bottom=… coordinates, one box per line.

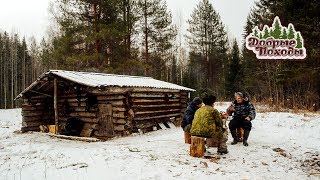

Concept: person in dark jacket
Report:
left=227, top=92, right=256, bottom=146
left=181, top=97, right=203, bottom=133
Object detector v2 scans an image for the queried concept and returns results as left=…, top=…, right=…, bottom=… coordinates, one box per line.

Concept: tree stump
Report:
left=236, top=127, right=244, bottom=142
left=190, top=136, right=205, bottom=157
left=206, top=138, right=219, bottom=147
left=184, top=131, right=191, bottom=144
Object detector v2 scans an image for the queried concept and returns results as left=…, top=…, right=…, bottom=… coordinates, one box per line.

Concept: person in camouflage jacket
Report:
left=227, top=92, right=256, bottom=146
left=191, top=95, right=228, bottom=154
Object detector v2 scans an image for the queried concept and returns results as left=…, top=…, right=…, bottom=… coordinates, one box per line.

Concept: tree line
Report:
left=240, top=0, right=319, bottom=109
left=0, top=32, right=43, bottom=109
left=0, top=0, right=319, bottom=110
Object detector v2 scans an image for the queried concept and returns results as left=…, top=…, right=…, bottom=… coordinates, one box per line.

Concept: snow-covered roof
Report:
left=17, top=70, right=195, bottom=98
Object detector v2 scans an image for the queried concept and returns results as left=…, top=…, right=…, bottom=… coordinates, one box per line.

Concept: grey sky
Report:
left=0, top=0, right=255, bottom=45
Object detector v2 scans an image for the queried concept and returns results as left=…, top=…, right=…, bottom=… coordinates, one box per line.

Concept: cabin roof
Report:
left=16, top=70, right=195, bottom=99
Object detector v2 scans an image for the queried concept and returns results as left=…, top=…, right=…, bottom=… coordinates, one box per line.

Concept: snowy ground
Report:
left=0, top=102, right=319, bottom=180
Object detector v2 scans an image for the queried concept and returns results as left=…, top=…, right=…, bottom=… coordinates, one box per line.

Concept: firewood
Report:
left=190, top=136, right=205, bottom=157
left=184, top=131, right=191, bottom=144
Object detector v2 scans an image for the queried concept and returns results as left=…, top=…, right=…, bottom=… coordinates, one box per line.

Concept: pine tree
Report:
left=259, top=32, right=263, bottom=39
left=253, top=27, right=259, bottom=37
left=186, top=0, right=229, bottom=94
left=137, top=0, right=176, bottom=78
left=280, top=28, right=288, bottom=39
left=225, top=39, right=241, bottom=97
left=241, top=0, right=320, bottom=109
left=295, top=32, right=303, bottom=48
left=47, top=0, right=128, bottom=71
left=287, top=24, right=295, bottom=39
left=272, top=17, right=282, bottom=39
left=262, top=25, right=270, bottom=39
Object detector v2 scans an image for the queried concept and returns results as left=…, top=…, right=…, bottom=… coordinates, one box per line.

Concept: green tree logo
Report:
left=245, top=16, right=306, bottom=60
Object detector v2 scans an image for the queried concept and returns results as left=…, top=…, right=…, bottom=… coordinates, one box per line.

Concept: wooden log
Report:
left=80, top=123, right=97, bottom=137
left=113, top=113, right=127, bottom=119
left=236, top=127, right=244, bottom=142
left=62, top=102, right=87, bottom=107
left=22, top=121, right=45, bottom=127
left=112, top=107, right=126, bottom=112
left=132, top=103, right=180, bottom=109
left=21, top=105, right=46, bottom=111
left=131, top=101, right=180, bottom=106
left=134, top=113, right=180, bottom=121
left=97, top=103, right=114, bottom=136
left=29, top=95, right=49, bottom=100
left=70, top=107, right=98, bottom=112
left=59, top=93, right=87, bottom=98
left=48, top=134, right=100, bottom=142
left=97, top=101, right=124, bottom=106
left=134, top=121, right=157, bottom=132
left=96, top=95, right=125, bottom=101
left=114, top=125, right=125, bottom=131
left=23, top=116, right=54, bottom=122
left=93, top=131, right=114, bottom=138
left=134, top=109, right=181, bottom=115
left=130, top=94, right=181, bottom=98
left=21, top=126, right=40, bottom=132
left=22, top=111, right=53, bottom=117
left=113, top=119, right=127, bottom=124
left=132, top=99, right=180, bottom=103
left=69, top=112, right=97, bottom=117
left=132, top=88, right=180, bottom=93
left=59, top=117, right=99, bottom=123
left=190, top=136, right=205, bottom=157
left=184, top=131, right=191, bottom=144
left=58, top=98, right=88, bottom=103
left=206, top=138, right=219, bottom=147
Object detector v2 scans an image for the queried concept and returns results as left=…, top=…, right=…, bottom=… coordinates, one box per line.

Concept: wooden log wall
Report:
left=95, top=93, right=128, bottom=137
left=21, top=96, right=54, bottom=132
left=92, top=88, right=190, bottom=135
left=129, top=89, right=188, bottom=133
left=21, top=84, right=191, bottom=138
left=57, top=93, right=99, bottom=137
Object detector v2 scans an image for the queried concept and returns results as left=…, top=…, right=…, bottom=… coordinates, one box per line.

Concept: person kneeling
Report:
left=190, top=95, right=228, bottom=154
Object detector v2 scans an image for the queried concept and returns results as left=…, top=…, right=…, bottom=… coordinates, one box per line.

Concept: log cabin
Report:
left=15, top=70, right=195, bottom=139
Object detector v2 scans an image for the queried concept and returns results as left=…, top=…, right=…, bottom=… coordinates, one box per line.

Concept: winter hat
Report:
left=202, top=95, right=216, bottom=105
left=192, top=97, right=203, bottom=105
left=234, top=92, right=248, bottom=101
left=234, top=92, right=244, bottom=98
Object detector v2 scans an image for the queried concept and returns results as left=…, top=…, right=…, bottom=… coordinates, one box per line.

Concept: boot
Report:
left=243, top=130, right=250, bottom=146
left=217, top=149, right=229, bottom=155
left=230, top=130, right=238, bottom=145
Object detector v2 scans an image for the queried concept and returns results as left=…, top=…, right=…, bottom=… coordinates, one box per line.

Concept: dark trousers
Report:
left=229, top=117, right=252, bottom=131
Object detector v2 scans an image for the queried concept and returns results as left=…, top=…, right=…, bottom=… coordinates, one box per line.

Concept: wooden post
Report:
left=184, top=131, right=191, bottom=144
left=97, top=103, right=114, bottom=137
left=237, top=127, right=244, bottom=142
left=54, top=78, right=59, bottom=134
left=206, top=138, right=219, bottom=147
left=190, top=136, right=205, bottom=157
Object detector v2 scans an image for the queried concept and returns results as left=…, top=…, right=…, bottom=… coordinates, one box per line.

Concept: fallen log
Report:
left=48, top=134, right=100, bottom=142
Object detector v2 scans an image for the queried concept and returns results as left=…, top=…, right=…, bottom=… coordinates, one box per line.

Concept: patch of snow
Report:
left=0, top=103, right=319, bottom=180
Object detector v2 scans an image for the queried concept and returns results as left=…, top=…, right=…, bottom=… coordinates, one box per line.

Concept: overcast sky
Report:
left=0, top=0, right=255, bottom=45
